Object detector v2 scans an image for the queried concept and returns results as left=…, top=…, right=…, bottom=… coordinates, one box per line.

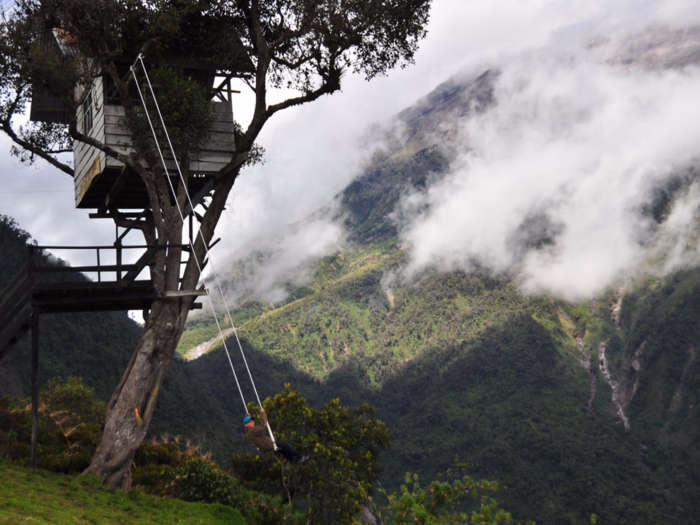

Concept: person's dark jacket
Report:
left=245, top=411, right=275, bottom=452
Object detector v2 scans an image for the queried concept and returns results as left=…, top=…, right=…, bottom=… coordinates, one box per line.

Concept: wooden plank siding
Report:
left=74, top=77, right=106, bottom=205
left=73, top=82, right=236, bottom=208
left=102, top=102, right=236, bottom=172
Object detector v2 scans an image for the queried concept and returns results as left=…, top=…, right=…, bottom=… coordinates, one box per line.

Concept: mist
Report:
left=398, top=28, right=700, bottom=301
left=4, top=0, right=700, bottom=307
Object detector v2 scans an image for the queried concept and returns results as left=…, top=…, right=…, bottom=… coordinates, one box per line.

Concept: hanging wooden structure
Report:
left=29, top=26, right=252, bottom=211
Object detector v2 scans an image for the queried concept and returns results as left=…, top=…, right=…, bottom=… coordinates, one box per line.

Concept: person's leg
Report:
left=275, top=441, right=303, bottom=462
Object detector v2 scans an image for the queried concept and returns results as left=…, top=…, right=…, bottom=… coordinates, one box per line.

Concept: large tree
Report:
left=0, top=0, right=430, bottom=487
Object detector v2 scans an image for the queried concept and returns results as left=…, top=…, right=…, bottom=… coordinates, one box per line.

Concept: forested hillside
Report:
left=175, top=64, right=700, bottom=524
left=0, top=216, right=233, bottom=458
left=183, top=237, right=700, bottom=523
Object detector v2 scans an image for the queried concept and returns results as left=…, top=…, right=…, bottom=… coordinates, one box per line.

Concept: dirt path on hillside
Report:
left=185, top=327, right=235, bottom=361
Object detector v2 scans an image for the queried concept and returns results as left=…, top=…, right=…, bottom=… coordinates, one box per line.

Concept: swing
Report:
left=131, top=55, right=277, bottom=448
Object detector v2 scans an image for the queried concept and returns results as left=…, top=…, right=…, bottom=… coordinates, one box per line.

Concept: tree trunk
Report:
left=84, top=297, right=191, bottom=488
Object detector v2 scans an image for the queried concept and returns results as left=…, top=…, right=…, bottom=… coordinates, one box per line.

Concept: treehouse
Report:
left=14, top=24, right=254, bottom=468
left=30, top=26, right=253, bottom=211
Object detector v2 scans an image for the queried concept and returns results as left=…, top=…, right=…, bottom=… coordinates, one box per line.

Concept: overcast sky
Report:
left=2, top=0, right=700, bottom=304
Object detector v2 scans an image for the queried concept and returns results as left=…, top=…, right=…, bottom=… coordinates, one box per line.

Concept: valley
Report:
left=2, top=21, right=700, bottom=524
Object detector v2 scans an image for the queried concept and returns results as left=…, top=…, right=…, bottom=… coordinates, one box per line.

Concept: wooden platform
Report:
left=32, top=281, right=160, bottom=313
left=0, top=244, right=203, bottom=359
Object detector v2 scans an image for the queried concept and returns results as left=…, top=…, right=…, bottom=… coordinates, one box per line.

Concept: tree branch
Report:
left=1, top=118, right=74, bottom=177
left=266, top=79, right=339, bottom=117
left=68, top=122, right=138, bottom=169
left=271, top=53, right=313, bottom=70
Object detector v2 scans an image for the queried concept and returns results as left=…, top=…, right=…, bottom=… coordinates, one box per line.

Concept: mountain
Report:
left=2, top=26, right=700, bottom=525
left=177, top=28, right=700, bottom=524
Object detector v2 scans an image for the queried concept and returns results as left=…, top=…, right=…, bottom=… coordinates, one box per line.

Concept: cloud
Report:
left=5, top=0, right=700, bottom=304
left=398, top=35, right=700, bottom=301
left=208, top=0, right=613, bottom=299
left=211, top=211, right=344, bottom=307
left=647, top=181, right=700, bottom=274
left=0, top=142, right=120, bottom=261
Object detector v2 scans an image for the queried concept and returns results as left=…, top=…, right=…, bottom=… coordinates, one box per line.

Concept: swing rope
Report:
left=129, top=56, right=276, bottom=445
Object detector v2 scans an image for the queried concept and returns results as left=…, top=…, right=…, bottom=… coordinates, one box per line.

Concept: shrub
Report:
left=227, top=384, right=392, bottom=524
left=0, top=377, right=104, bottom=473
left=163, top=457, right=302, bottom=524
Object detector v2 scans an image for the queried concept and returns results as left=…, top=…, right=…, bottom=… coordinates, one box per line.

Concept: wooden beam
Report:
left=0, top=308, right=34, bottom=359
left=160, top=290, right=209, bottom=298
left=89, top=212, right=148, bottom=219
left=115, top=209, right=151, bottom=242
left=30, top=309, right=40, bottom=469
left=0, top=276, right=31, bottom=324
left=0, top=262, right=30, bottom=300
left=34, top=243, right=188, bottom=250
left=97, top=165, right=131, bottom=215
left=33, top=264, right=141, bottom=274
left=120, top=246, right=158, bottom=287
left=34, top=291, right=159, bottom=307
left=183, top=178, right=215, bottom=216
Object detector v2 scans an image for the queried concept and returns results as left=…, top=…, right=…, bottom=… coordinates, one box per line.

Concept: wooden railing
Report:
left=27, top=243, right=189, bottom=285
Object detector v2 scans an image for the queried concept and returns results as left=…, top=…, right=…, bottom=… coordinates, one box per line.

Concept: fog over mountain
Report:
left=3, top=0, right=700, bottom=308
left=399, top=26, right=700, bottom=301
left=219, top=20, right=700, bottom=306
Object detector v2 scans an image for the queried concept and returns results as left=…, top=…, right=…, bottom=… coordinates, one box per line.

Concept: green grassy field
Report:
left=0, top=462, right=246, bottom=525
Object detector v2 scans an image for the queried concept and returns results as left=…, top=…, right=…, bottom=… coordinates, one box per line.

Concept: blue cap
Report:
left=243, top=416, right=253, bottom=424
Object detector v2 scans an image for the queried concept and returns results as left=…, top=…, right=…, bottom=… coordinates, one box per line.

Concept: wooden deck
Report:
left=0, top=244, right=203, bottom=360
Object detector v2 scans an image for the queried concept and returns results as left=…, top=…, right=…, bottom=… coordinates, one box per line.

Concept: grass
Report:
left=0, top=462, right=246, bottom=525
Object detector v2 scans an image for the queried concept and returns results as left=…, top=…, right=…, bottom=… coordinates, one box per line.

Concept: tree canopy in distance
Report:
left=0, top=0, right=432, bottom=488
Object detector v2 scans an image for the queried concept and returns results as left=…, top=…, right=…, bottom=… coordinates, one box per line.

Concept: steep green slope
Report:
left=612, top=271, right=700, bottom=512
left=185, top=249, right=695, bottom=523
left=0, top=216, right=232, bottom=459
left=176, top=66, right=700, bottom=520
left=171, top=69, right=700, bottom=519
left=0, top=461, right=245, bottom=524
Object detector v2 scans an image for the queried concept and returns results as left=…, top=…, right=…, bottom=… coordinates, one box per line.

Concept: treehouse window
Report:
left=81, top=92, right=93, bottom=133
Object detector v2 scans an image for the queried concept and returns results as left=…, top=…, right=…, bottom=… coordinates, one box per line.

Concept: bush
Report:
left=0, top=377, right=104, bottom=473
left=162, top=457, right=302, bottom=524
left=227, top=384, right=392, bottom=524
left=377, top=464, right=535, bottom=525
left=165, top=457, right=238, bottom=504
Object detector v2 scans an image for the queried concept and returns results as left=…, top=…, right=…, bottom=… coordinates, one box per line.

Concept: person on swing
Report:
left=243, top=409, right=308, bottom=463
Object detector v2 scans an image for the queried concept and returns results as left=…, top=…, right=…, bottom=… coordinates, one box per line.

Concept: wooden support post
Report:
left=116, top=242, right=122, bottom=283
left=30, top=308, right=40, bottom=469
left=96, top=248, right=101, bottom=283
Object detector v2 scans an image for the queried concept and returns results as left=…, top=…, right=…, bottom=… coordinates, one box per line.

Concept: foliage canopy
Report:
left=228, top=384, right=391, bottom=523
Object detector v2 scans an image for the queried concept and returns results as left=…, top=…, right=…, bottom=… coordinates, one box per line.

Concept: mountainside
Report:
left=177, top=31, right=700, bottom=524
left=186, top=245, right=700, bottom=523
left=0, top=216, right=233, bottom=459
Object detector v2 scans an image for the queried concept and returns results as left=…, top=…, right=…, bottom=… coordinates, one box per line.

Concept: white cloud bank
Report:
left=399, top=40, right=700, bottom=301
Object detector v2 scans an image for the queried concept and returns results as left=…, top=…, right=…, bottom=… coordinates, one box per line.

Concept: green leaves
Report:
left=228, top=385, right=391, bottom=523
left=123, top=66, right=216, bottom=158
left=0, top=377, right=106, bottom=474
left=378, top=464, right=533, bottom=525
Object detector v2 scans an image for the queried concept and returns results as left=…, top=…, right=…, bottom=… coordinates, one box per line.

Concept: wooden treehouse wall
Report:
left=74, top=77, right=236, bottom=209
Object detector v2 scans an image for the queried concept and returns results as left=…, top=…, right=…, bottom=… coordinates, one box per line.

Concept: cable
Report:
left=129, top=63, right=248, bottom=415
left=132, top=56, right=276, bottom=445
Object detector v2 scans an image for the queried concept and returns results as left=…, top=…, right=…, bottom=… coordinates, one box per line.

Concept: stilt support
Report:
left=30, top=308, right=41, bottom=469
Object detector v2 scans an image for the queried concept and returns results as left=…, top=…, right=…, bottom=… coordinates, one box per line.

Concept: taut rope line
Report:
left=130, top=56, right=276, bottom=445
